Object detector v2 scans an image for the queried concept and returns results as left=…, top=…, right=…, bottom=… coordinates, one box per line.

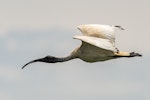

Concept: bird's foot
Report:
left=130, top=52, right=142, bottom=57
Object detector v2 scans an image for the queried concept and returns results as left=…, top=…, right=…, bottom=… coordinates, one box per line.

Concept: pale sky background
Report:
left=0, top=0, right=150, bottom=100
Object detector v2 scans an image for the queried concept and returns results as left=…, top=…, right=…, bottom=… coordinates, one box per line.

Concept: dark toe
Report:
left=130, top=52, right=142, bottom=57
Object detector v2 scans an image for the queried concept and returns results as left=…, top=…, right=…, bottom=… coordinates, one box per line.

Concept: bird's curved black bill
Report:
left=22, top=56, right=61, bottom=69
left=22, top=59, right=43, bottom=69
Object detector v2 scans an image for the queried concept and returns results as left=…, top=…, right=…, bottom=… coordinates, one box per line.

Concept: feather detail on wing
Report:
left=73, top=35, right=116, bottom=52
left=77, top=24, right=116, bottom=44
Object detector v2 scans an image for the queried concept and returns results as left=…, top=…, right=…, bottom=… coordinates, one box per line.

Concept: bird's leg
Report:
left=114, top=51, right=130, bottom=56
left=114, top=51, right=142, bottom=57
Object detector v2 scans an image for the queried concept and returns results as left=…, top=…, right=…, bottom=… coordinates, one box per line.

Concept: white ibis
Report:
left=22, top=24, right=142, bottom=69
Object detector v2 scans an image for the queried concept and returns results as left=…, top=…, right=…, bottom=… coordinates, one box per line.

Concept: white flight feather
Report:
left=73, top=35, right=116, bottom=52
left=77, top=24, right=116, bottom=45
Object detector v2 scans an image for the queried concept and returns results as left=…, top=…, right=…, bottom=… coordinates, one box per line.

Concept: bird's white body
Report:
left=22, top=24, right=141, bottom=69
left=74, top=42, right=115, bottom=62
left=73, top=24, right=119, bottom=62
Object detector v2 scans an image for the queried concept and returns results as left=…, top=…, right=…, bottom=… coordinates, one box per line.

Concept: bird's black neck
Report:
left=22, top=55, right=75, bottom=69
left=42, top=55, right=74, bottom=63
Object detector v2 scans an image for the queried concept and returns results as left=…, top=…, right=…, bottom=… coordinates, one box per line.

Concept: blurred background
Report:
left=0, top=0, right=149, bottom=100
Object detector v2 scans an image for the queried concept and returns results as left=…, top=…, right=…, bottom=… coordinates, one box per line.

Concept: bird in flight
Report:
left=22, top=24, right=142, bottom=69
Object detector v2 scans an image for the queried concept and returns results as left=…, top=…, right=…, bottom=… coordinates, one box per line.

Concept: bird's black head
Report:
left=22, top=56, right=59, bottom=69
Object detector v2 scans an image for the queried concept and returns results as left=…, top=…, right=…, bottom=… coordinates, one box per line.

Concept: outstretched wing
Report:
left=73, top=35, right=116, bottom=52
left=77, top=24, right=124, bottom=45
